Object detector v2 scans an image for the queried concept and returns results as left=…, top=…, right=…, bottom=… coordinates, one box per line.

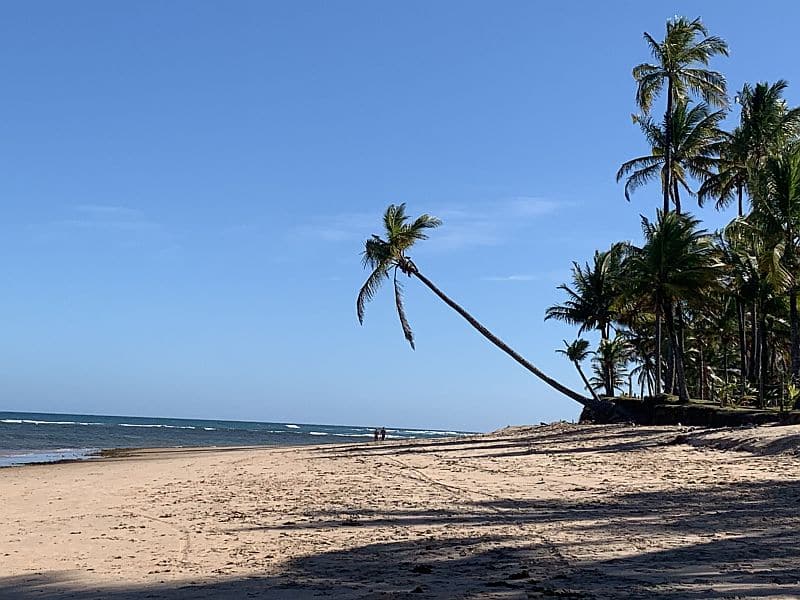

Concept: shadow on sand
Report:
left=2, top=427, right=799, bottom=599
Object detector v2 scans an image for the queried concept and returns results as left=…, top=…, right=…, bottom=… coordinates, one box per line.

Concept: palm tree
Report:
left=617, top=100, right=725, bottom=213
left=718, top=224, right=759, bottom=397
left=720, top=218, right=793, bottom=405
left=698, top=126, right=749, bottom=216
left=545, top=244, right=625, bottom=341
left=591, top=336, right=632, bottom=397
left=357, top=204, right=627, bottom=419
left=699, top=81, right=800, bottom=216
left=623, top=210, right=720, bottom=401
left=632, top=16, right=728, bottom=213
left=556, top=339, right=600, bottom=400
left=748, top=146, right=800, bottom=387
left=626, top=329, right=657, bottom=398
left=738, top=80, right=800, bottom=166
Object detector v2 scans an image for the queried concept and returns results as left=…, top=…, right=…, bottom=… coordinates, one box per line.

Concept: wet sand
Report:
left=2, top=423, right=799, bottom=599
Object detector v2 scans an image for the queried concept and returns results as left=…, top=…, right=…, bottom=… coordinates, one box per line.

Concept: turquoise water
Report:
left=0, top=411, right=472, bottom=467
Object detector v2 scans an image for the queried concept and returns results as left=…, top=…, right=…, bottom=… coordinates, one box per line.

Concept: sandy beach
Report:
left=2, top=423, right=800, bottom=599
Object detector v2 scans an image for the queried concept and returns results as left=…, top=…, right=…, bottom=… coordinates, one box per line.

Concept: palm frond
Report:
left=393, top=269, right=415, bottom=349
left=357, top=263, right=390, bottom=324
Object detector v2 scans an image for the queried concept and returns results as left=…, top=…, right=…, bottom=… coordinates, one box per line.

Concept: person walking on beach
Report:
left=373, top=428, right=379, bottom=442
left=380, top=427, right=386, bottom=441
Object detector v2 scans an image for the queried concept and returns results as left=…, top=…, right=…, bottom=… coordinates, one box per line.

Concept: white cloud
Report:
left=29, top=204, right=173, bottom=251
left=74, top=204, right=144, bottom=219
left=481, top=274, right=538, bottom=282
left=291, top=211, right=376, bottom=244
left=295, top=196, right=570, bottom=252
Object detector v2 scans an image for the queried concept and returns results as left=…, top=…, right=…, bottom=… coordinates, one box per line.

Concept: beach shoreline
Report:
left=2, top=423, right=799, bottom=599
left=0, top=412, right=473, bottom=468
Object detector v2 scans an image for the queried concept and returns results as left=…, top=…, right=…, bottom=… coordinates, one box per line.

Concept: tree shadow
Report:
left=3, top=478, right=799, bottom=598
left=314, top=426, right=681, bottom=460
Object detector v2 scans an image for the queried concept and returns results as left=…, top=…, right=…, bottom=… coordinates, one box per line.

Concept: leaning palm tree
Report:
left=623, top=210, right=720, bottom=401
left=357, top=204, right=626, bottom=419
left=617, top=100, right=725, bottom=213
left=556, top=339, right=600, bottom=401
left=632, top=16, right=728, bottom=213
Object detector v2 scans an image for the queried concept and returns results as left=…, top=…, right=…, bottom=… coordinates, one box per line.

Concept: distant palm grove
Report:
left=550, top=17, right=800, bottom=409
left=359, top=17, right=800, bottom=417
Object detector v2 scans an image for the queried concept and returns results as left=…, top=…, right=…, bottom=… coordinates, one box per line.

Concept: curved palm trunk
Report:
left=409, top=267, right=626, bottom=418
left=573, top=362, right=600, bottom=401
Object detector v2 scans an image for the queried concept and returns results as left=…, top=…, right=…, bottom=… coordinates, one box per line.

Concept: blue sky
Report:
left=1, top=2, right=797, bottom=431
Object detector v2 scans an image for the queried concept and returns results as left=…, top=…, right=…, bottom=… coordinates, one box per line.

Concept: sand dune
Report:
left=2, top=423, right=799, bottom=599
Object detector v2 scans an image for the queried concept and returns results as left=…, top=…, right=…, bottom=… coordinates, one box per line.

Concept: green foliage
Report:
left=617, top=100, right=725, bottom=210
left=551, top=17, right=800, bottom=409
left=632, top=16, right=729, bottom=114
left=591, top=336, right=633, bottom=396
left=545, top=244, right=626, bottom=339
left=357, top=204, right=441, bottom=348
left=556, top=339, right=591, bottom=364
left=624, top=211, right=720, bottom=310
left=786, top=383, right=800, bottom=411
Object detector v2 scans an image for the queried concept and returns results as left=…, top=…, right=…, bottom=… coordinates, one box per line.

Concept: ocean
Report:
left=0, top=411, right=473, bottom=467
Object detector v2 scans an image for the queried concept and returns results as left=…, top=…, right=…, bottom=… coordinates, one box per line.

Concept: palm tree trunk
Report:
left=665, top=337, right=676, bottom=394
left=673, top=179, right=681, bottom=215
left=664, top=301, right=690, bottom=402
left=699, top=344, right=705, bottom=401
left=663, top=79, right=673, bottom=214
left=737, top=182, right=743, bottom=218
left=758, top=311, right=767, bottom=409
left=737, top=299, right=747, bottom=397
left=604, top=355, right=614, bottom=398
left=655, top=312, right=663, bottom=396
left=723, top=335, right=729, bottom=386
left=748, top=304, right=758, bottom=382
left=677, top=302, right=687, bottom=391
left=574, top=363, right=600, bottom=401
left=409, top=268, right=625, bottom=418
left=790, top=288, right=799, bottom=384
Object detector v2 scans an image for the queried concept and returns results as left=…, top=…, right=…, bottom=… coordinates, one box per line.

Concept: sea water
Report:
left=0, top=411, right=471, bottom=467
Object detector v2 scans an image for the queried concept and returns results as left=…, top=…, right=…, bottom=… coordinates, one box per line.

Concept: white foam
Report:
left=118, top=424, right=195, bottom=429
left=2, top=419, right=104, bottom=427
left=308, top=431, right=328, bottom=436
left=285, top=424, right=300, bottom=429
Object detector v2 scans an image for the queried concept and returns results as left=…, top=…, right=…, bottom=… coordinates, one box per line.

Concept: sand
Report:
left=1, top=423, right=800, bottom=599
